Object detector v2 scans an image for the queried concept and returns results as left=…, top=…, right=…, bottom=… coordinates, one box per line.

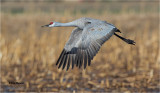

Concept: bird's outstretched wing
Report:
left=56, top=23, right=117, bottom=71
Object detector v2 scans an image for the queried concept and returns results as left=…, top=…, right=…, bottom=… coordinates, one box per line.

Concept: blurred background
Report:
left=1, top=0, right=159, bottom=92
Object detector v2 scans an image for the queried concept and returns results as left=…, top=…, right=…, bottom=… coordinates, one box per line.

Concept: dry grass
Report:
left=1, top=2, right=160, bottom=92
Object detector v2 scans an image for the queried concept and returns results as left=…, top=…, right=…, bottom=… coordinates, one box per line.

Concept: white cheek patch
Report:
left=49, top=23, right=55, bottom=27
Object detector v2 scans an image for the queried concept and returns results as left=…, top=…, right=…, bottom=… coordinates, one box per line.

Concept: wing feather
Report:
left=71, top=55, right=75, bottom=69
left=56, top=22, right=117, bottom=70
left=84, top=51, right=88, bottom=69
left=66, top=55, right=71, bottom=71
left=79, top=50, right=83, bottom=68
left=58, top=50, right=66, bottom=68
left=87, top=50, right=91, bottom=66
left=62, top=54, right=68, bottom=69
left=56, top=49, right=65, bottom=65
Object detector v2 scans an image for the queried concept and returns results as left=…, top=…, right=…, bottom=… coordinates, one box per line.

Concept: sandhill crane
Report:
left=42, top=17, right=135, bottom=71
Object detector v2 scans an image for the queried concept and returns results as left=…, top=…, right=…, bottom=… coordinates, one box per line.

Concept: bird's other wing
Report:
left=56, top=23, right=117, bottom=71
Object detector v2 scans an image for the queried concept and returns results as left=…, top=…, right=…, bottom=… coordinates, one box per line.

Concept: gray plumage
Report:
left=42, top=17, right=135, bottom=71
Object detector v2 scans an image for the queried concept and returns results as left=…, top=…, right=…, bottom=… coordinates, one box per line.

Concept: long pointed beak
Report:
left=41, top=24, right=49, bottom=27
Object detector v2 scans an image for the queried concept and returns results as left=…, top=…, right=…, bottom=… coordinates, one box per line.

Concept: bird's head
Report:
left=41, top=21, right=56, bottom=27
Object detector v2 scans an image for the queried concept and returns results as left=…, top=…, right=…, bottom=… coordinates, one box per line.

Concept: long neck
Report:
left=55, top=22, right=77, bottom=27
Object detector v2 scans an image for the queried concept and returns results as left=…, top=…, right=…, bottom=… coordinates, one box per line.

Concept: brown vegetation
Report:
left=1, top=2, right=159, bottom=92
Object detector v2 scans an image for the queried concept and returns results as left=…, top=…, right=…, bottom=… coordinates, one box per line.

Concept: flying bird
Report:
left=42, top=17, right=135, bottom=71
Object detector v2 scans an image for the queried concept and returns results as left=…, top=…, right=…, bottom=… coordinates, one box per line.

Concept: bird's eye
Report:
left=49, top=22, right=53, bottom=25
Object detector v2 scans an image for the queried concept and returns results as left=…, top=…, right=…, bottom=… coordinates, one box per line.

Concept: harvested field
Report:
left=1, top=1, right=159, bottom=92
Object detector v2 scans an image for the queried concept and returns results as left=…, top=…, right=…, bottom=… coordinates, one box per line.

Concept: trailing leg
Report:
left=114, top=33, right=135, bottom=45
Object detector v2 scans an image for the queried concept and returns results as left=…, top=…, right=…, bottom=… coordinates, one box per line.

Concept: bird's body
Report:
left=42, top=17, right=135, bottom=71
left=64, top=18, right=115, bottom=51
